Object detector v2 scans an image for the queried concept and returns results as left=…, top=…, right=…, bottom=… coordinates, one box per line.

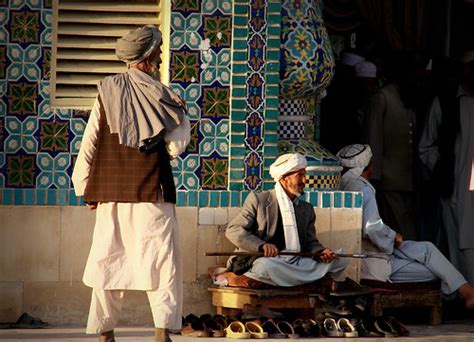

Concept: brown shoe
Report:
left=99, top=330, right=115, bottom=342
left=155, top=328, right=172, bottom=342
left=330, top=277, right=371, bottom=296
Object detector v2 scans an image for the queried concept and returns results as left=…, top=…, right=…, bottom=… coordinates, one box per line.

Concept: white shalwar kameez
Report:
left=72, top=98, right=190, bottom=333
left=419, top=86, right=474, bottom=284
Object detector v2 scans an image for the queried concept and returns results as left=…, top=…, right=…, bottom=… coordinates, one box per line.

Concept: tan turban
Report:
left=269, top=153, right=307, bottom=181
left=116, top=25, right=162, bottom=64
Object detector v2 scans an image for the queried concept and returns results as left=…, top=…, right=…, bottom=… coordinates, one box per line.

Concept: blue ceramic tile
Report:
left=322, top=192, right=331, bottom=208
left=24, top=189, right=35, bottom=205
left=209, top=191, right=219, bottom=207
left=344, top=193, right=353, bottom=208
left=220, top=191, right=229, bottom=206
left=68, top=191, right=79, bottom=205
left=229, top=182, right=242, bottom=191
left=188, top=191, right=197, bottom=206
left=198, top=191, right=208, bottom=207
left=36, top=190, right=46, bottom=205
left=354, top=193, right=363, bottom=208
left=262, top=182, right=273, bottom=191
left=3, top=189, right=13, bottom=205
left=333, top=192, right=342, bottom=208
left=230, top=191, right=240, bottom=206
left=47, top=189, right=56, bottom=205
left=240, top=191, right=249, bottom=204
left=177, top=191, right=186, bottom=206
left=57, top=189, right=67, bottom=205
left=310, top=192, right=318, bottom=206
left=13, top=189, right=23, bottom=205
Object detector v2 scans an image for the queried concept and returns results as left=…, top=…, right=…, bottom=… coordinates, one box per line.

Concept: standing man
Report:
left=419, top=50, right=474, bottom=285
left=338, top=144, right=474, bottom=308
left=225, top=153, right=348, bottom=287
left=72, top=25, right=191, bottom=342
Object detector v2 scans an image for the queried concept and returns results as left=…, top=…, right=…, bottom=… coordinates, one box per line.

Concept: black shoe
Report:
left=330, top=277, right=372, bottom=297
left=356, top=318, right=384, bottom=338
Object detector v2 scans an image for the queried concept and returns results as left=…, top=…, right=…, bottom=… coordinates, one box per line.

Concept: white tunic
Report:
left=72, top=97, right=190, bottom=290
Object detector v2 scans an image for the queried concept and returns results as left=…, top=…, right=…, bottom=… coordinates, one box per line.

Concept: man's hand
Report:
left=318, top=248, right=337, bottom=263
left=260, top=243, right=279, bottom=257
left=394, top=232, right=403, bottom=248
left=86, top=202, right=98, bottom=210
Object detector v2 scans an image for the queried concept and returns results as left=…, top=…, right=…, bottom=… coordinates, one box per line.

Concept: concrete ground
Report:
left=1, top=320, right=474, bottom=342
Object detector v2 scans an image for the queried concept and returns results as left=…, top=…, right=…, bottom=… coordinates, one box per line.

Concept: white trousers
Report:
left=86, top=288, right=180, bottom=334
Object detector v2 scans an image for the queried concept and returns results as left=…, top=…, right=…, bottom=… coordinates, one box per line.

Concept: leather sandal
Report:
left=387, top=316, right=410, bottom=336
left=374, top=318, right=398, bottom=338
left=277, top=320, right=299, bottom=339
left=225, top=321, right=251, bottom=339
left=245, top=321, right=268, bottom=339
left=337, top=318, right=358, bottom=338
left=261, top=320, right=286, bottom=339
left=323, top=318, right=344, bottom=337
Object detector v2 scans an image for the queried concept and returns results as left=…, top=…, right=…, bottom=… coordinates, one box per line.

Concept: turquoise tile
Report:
left=24, top=189, right=34, bottom=205
left=266, top=74, right=279, bottom=84
left=233, top=39, right=248, bottom=49
left=220, top=191, right=229, bottom=206
left=230, top=157, right=245, bottom=168
left=57, top=189, right=67, bottom=206
left=264, top=109, right=279, bottom=120
left=262, top=170, right=270, bottom=179
left=354, top=193, right=363, bottom=208
left=322, top=192, right=331, bottom=208
left=265, top=134, right=278, bottom=143
left=344, top=193, right=353, bottom=208
left=265, top=121, right=278, bottom=131
left=310, top=192, right=319, bottom=206
left=14, top=189, right=23, bottom=205
left=199, top=191, right=208, bottom=207
left=188, top=191, right=198, bottom=206
left=47, top=189, right=56, bottom=205
left=229, top=182, right=243, bottom=191
left=267, top=2, right=281, bottom=13
left=231, top=122, right=245, bottom=132
left=263, top=145, right=278, bottom=156
left=78, top=197, right=85, bottom=206
left=231, top=87, right=246, bottom=98
left=263, top=158, right=276, bottom=167
left=233, top=63, right=249, bottom=74
left=233, top=27, right=248, bottom=38
left=266, top=26, right=280, bottom=37
left=266, top=50, right=280, bottom=61
left=3, top=189, right=13, bottom=205
left=69, top=191, right=79, bottom=205
left=262, top=182, right=273, bottom=190
left=267, top=15, right=280, bottom=26
left=232, top=51, right=248, bottom=62
left=333, top=192, right=342, bottom=208
left=266, top=61, right=279, bottom=72
left=230, top=147, right=246, bottom=156
left=209, top=191, right=219, bottom=207
left=233, top=135, right=245, bottom=144
left=266, top=85, right=280, bottom=96
left=230, top=191, right=240, bottom=206
left=36, top=189, right=46, bottom=205
left=241, top=191, right=249, bottom=204
left=177, top=191, right=186, bottom=206
left=233, top=16, right=249, bottom=27
left=230, top=170, right=244, bottom=179
left=233, top=4, right=248, bottom=15
left=231, top=110, right=246, bottom=121
left=231, top=76, right=247, bottom=87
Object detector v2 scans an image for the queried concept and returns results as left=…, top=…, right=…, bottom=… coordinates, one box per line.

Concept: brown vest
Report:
left=83, top=98, right=176, bottom=204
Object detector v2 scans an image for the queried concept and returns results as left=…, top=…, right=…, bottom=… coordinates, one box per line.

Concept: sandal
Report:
left=387, top=316, right=409, bottom=336
left=337, top=318, right=358, bottom=338
left=261, top=320, right=286, bottom=338
left=302, top=319, right=320, bottom=337
left=225, top=321, right=251, bottom=339
left=277, top=321, right=299, bottom=339
left=204, top=317, right=225, bottom=337
left=374, top=318, right=398, bottom=338
left=323, top=317, right=344, bottom=337
left=245, top=321, right=268, bottom=339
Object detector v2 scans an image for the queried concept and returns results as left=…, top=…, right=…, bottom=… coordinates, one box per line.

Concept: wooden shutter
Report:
left=51, top=0, right=166, bottom=109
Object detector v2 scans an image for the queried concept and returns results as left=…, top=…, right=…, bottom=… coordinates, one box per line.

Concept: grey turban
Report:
left=116, top=25, right=162, bottom=64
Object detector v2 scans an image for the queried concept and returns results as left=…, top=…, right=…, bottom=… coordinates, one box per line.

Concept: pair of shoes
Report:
left=355, top=318, right=384, bottom=337
left=374, top=317, right=399, bottom=337
left=292, top=319, right=320, bottom=337
left=323, top=318, right=358, bottom=338
left=241, top=304, right=283, bottom=320
left=225, top=320, right=269, bottom=339
left=330, top=277, right=371, bottom=296
left=180, top=314, right=209, bottom=337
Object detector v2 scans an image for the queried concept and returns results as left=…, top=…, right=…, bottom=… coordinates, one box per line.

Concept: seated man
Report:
left=337, top=144, right=474, bottom=308
left=225, top=153, right=348, bottom=287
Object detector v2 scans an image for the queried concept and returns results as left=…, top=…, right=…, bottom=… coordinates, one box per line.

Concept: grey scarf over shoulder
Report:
left=97, top=68, right=186, bottom=151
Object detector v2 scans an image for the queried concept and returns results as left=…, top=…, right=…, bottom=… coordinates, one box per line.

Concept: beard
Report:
left=287, top=184, right=305, bottom=197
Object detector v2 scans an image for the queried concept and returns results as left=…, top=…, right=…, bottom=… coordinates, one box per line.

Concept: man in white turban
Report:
left=225, top=153, right=348, bottom=287
left=338, top=144, right=474, bottom=308
left=72, top=25, right=190, bottom=342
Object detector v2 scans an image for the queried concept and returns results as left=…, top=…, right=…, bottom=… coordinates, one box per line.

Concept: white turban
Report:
left=116, top=25, right=162, bottom=65
left=340, top=52, right=365, bottom=67
left=355, top=61, right=377, bottom=78
left=269, top=153, right=307, bottom=181
left=337, top=144, right=372, bottom=183
left=462, top=50, right=474, bottom=64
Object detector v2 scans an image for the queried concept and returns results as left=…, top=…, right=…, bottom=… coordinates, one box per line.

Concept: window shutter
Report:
left=51, top=0, right=164, bottom=109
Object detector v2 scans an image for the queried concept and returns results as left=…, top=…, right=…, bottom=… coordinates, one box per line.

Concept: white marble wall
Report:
left=0, top=205, right=361, bottom=325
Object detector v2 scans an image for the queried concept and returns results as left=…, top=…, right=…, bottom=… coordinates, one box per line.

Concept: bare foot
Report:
left=458, top=283, right=474, bottom=309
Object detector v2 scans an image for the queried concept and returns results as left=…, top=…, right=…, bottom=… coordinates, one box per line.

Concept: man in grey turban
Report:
left=224, top=153, right=348, bottom=287
left=338, top=144, right=474, bottom=309
left=72, top=25, right=190, bottom=342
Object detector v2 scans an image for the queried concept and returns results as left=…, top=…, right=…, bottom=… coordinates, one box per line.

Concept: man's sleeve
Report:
left=164, top=115, right=191, bottom=159
left=419, top=97, right=442, bottom=175
left=71, top=97, right=101, bottom=196
left=365, top=92, right=386, bottom=182
left=226, top=192, right=266, bottom=252
left=306, top=207, right=326, bottom=253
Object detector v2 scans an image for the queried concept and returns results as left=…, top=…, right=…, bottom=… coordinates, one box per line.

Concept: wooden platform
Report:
left=368, top=290, right=443, bottom=326
left=208, top=286, right=322, bottom=316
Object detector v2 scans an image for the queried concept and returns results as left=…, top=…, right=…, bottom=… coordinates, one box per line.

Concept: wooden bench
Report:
left=208, top=286, right=323, bottom=316
left=362, top=280, right=443, bottom=326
